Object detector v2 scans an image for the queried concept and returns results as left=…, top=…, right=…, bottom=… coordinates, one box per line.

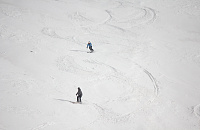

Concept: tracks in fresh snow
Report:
left=104, top=4, right=157, bottom=28
left=39, top=2, right=157, bottom=44
left=193, top=104, right=200, bottom=119
left=72, top=102, right=132, bottom=130
left=143, top=69, right=159, bottom=96
left=134, top=62, right=159, bottom=97
left=92, top=103, right=131, bottom=123
left=31, top=122, right=55, bottom=130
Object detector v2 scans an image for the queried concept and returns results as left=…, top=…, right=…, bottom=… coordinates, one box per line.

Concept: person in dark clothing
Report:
left=76, top=87, right=82, bottom=102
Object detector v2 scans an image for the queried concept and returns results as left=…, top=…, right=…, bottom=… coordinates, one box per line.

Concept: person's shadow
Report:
left=55, top=99, right=80, bottom=104
left=70, top=50, right=87, bottom=53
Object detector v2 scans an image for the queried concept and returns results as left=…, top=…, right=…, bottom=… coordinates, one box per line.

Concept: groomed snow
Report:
left=0, top=0, right=200, bottom=129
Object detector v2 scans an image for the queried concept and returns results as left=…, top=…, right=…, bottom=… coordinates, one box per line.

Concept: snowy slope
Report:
left=0, top=0, right=200, bottom=129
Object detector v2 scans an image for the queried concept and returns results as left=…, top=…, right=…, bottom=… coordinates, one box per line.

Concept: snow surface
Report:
left=0, top=0, right=200, bottom=129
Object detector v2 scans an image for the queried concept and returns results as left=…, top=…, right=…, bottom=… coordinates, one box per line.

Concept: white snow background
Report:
left=0, top=0, right=200, bottom=129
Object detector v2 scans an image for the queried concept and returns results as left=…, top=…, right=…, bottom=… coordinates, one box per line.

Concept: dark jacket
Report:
left=76, top=88, right=82, bottom=97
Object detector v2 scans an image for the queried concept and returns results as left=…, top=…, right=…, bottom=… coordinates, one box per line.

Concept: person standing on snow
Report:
left=87, top=41, right=94, bottom=52
left=76, top=87, right=82, bottom=103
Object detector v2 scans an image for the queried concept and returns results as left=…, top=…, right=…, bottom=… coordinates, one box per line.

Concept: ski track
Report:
left=31, top=122, right=55, bottom=130
left=104, top=10, right=113, bottom=24
left=142, top=7, right=157, bottom=25
left=56, top=53, right=159, bottom=104
left=104, top=5, right=157, bottom=28
left=133, top=62, right=159, bottom=98
left=56, top=56, right=118, bottom=76
left=84, top=60, right=118, bottom=73
left=68, top=8, right=114, bottom=28
left=37, top=1, right=157, bottom=49
left=91, top=103, right=131, bottom=124
left=194, top=104, right=200, bottom=119
left=56, top=56, right=140, bottom=126
left=62, top=1, right=157, bottom=44
left=55, top=100, right=132, bottom=129
left=72, top=104, right=104, bottom=130
left=69, top=102, right=132, bottom=130
left=41, top=27, right=64, bottom=39
left=143, top=69, right=159, bottom=96
left=69, top=59, right=160, bottom=127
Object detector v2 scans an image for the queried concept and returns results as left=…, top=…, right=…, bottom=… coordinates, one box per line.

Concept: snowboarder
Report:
left=76, top=87, right=82, bottom=103
left=86, top=41, right=94, bottom=52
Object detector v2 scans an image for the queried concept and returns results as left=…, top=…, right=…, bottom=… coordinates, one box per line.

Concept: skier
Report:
left=86, top=41, right=94, bottom=52
left=76, top=87, right=82, bottom=103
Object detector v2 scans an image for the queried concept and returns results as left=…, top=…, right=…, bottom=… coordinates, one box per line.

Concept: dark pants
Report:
left=77, top=96, right=82, bottom=102
left=89, top=46, right=93, bottom=51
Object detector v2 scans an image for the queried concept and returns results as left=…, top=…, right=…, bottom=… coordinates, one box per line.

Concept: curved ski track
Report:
left=194, top=104, right=200, bottom=119
left=133, top=62, right=159, bottom=98
left=143, top=69, right=159, bottom=96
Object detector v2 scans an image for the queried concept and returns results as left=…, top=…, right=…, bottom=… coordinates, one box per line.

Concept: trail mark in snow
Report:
left=41, top=27, right=65, bottom=39
left=142, top=7, right=157, bottom=25
left=104, top=5, right=157, bottom=28
left=143, top=69, right=159, bottom=96
left=133, top=62, right=159, bottom=97
left=31, top=122, right=55, bottom=130
left=193, top=104, right=200, bottom=119
left=92, top=103, right=131, bottom=124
